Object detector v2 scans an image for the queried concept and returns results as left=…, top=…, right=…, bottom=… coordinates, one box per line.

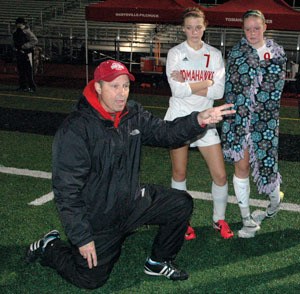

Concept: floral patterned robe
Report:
left=221, top=37, right=287, bottom=194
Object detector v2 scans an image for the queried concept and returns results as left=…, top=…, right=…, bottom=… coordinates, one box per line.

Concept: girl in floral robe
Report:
left=221, top=10, right=287, bottom=238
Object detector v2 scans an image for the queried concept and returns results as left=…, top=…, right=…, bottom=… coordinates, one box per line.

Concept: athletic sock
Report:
left=233, top=174, right=251, bottom=219
left=171, top=178, right=187, bottom=191
left=269, top=185, right=280, bottom=207
left=212, top=181, right=228, bottom=223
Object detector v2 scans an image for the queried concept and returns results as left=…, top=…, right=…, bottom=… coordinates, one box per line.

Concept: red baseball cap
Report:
left=94, top=60, right=135, bottom=82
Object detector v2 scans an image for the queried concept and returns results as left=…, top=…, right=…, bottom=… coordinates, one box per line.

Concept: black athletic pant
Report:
left=16, top=51, right=36, bottom=90
left=41, top=184, right=193, bottom=289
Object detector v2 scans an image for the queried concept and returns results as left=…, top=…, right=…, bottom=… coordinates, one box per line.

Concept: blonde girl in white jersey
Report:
left=164, top=7, right=234, bottom=240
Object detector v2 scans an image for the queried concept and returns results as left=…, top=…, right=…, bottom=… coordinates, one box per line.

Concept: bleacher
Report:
left=0, top=0, right=80, bottom=34
left=35, top=5, right=300, bottom=66
left=0, top=0, right=90, bottom=62
left=0, top=0, right=299, bottom=68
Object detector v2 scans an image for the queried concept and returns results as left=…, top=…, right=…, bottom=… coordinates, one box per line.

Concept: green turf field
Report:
left=0, top=83, right=300, bottom=293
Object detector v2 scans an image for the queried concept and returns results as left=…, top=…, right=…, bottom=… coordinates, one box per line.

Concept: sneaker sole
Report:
left=144, top=269, right=188, bottom=281
left=144, top=266, right=189, bottom=281
left=238, top=229, right=256, bottom=238
left=25, top=247, right=39, bottom=263
left=214, top=229, right=234, bottom=239
left=238, top=224, right=261, bottom=238
left=220, top=233, right=234, bottom=239
left=242, top=225, right=261, bottom=232
left=144, top=264, right=176, bottom=279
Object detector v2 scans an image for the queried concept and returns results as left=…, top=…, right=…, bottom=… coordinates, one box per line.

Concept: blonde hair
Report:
left=242, top=10, right=266, bottom=24
left=182, top=7, right=207, bottom=26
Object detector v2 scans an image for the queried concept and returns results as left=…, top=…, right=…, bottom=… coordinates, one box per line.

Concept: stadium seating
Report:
left=0, top=0, right=299, bottom=70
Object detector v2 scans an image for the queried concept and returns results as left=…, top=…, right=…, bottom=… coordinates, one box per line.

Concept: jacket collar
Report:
left=83, top=80, right=128, bottom=128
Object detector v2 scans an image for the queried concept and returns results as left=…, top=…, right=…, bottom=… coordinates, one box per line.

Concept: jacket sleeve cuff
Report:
left=76, top=236, right=94, bottom=248
left=191, top=112, right=207, bottom=130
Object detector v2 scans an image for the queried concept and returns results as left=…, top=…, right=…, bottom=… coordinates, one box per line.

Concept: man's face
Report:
left=95, top=75, right=130, bottom=113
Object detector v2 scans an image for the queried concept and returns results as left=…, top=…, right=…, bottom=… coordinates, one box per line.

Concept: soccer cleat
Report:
left=144, top=258, right=189, bottom=281
left=213, top=220, right=234, bottom=239
left=26, top=230, right=60, bottom=263
left=184, top=225, right=196, bottom=241
left=238, top=216, right=260, bottom=238
left=252, top=193, right=283, bottom=223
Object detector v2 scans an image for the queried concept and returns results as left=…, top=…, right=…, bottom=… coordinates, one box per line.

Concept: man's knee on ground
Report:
left=74, top=272, right=109, bottom=290
left=81, top=279, right=107, bottom=290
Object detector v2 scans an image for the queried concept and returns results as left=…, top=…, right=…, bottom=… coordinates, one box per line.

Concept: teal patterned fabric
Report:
left=221, top=37, right=287, bottom=194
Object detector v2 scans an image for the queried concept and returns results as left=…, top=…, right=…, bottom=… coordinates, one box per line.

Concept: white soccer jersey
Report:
left=257, top=43, right=274, bottom=61
left=165, top=41, right=225, bottom=120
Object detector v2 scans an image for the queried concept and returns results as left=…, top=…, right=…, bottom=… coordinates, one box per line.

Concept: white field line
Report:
left=1, top=165, right=300, bottom=211
left=0, top=166, right=52, bottom=205
left=0, top=166, right=51, bottom=179
left=189, top=191, right=300, bottom=213
left=28, top=191, right=54, bottom=205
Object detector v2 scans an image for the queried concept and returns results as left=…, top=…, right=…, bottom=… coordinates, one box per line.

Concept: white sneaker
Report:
left=238, top=216, right=260, bottom=238
left=266, top=202, right=281, bottom=218
left=251, top=209, right=267, bottom=225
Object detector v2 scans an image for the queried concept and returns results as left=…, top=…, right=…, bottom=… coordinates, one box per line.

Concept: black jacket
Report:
left=12, top=25, right=38, bottom=54
left=52, top=90, right=206, bottom=247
